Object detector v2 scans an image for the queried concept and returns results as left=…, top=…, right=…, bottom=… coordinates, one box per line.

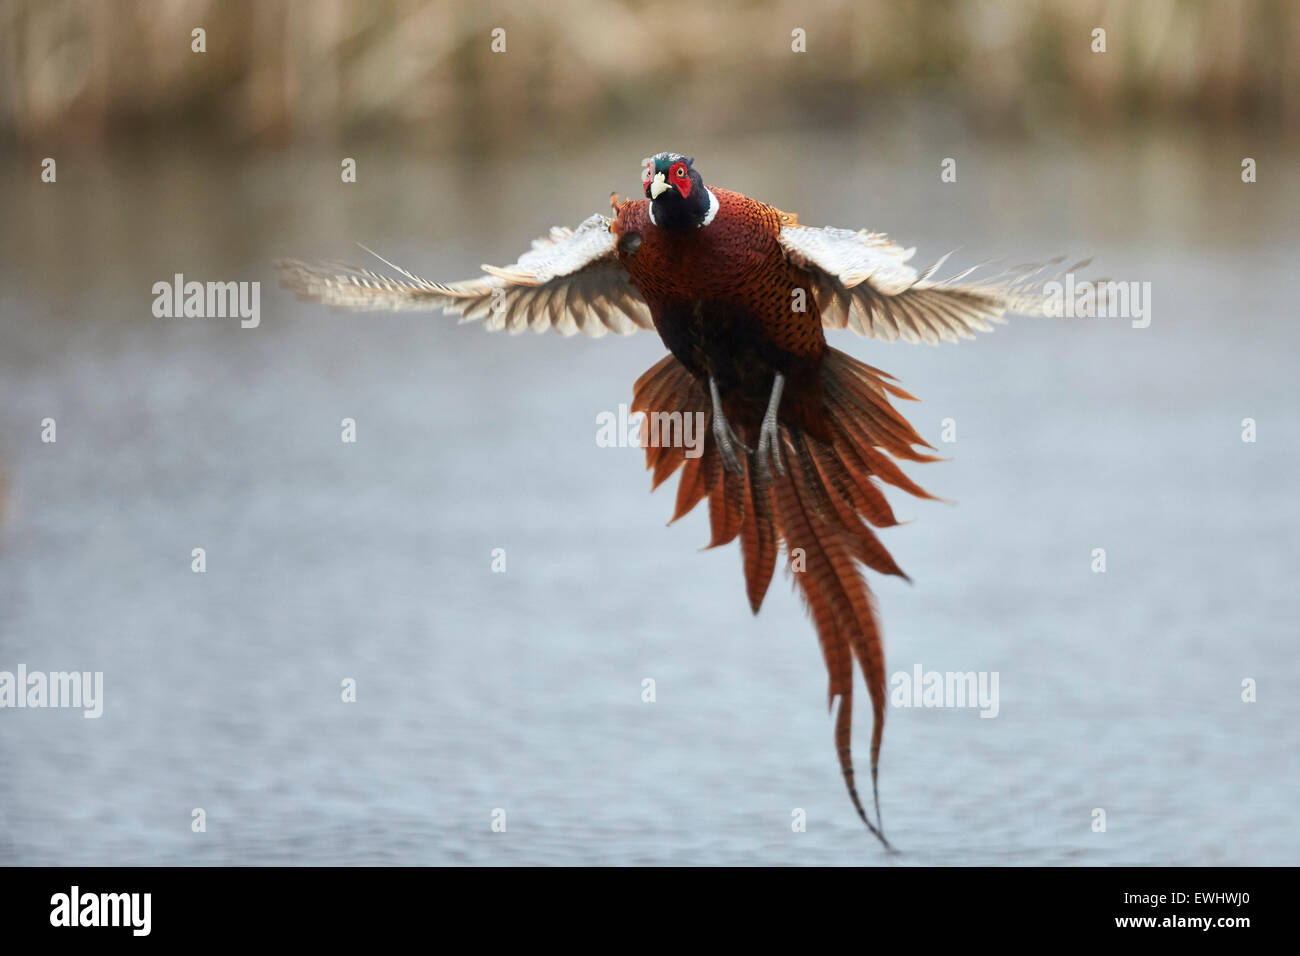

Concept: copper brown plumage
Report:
left=276, top=151, right=1079, bottom=847
left=630, top=346, right=935, bottom=844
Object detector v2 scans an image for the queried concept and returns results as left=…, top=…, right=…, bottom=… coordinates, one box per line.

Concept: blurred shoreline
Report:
left=3, top=0, right=1298, bottom=149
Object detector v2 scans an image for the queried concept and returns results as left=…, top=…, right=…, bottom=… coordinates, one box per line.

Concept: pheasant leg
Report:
left=709, top=374, right=750, bottom=474
left=755, top=372, right=786, bottom=477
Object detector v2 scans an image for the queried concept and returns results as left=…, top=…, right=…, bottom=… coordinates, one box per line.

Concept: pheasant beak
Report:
left=649, top=172, right=673, bottom=199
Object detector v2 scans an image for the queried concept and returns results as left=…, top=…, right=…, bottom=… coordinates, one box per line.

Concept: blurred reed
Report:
left=1, top=0, right=1297, bottom=147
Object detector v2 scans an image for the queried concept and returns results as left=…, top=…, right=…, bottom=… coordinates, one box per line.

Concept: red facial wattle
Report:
left=669, top=162, right=693, bottom=199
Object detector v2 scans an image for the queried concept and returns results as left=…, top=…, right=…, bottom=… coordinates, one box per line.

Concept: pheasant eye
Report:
left=676, top=167, right=686, bottom=177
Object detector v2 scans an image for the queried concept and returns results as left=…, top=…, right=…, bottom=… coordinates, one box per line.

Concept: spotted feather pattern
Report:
left=614, top=189, right=826, bottom=360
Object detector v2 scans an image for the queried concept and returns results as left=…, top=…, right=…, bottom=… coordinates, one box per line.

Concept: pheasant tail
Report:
left=631, top=347, right=938, bottom=846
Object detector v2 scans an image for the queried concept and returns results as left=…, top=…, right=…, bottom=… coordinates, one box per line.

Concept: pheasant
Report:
left=277, top=152, right=1072, bottom=848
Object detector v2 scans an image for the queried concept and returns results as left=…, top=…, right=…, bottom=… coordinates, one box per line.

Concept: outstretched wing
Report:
left=778, top=224, right=1084, bottom=345
left=276, top=213, right=653, bottom=338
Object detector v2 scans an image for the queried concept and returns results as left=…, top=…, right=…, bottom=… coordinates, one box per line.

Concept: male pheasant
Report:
left=277, top=152, right=1069, bottom=847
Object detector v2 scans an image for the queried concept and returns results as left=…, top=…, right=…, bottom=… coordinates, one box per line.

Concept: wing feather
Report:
left=779, top=225, right=1081, bottom=344
left=276, top=213, right=650, bottom=338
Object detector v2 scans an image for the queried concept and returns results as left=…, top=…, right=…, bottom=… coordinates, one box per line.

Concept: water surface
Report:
left=1, top=129, right=1297, bottom=865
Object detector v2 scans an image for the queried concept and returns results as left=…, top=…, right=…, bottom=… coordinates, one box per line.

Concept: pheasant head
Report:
left=641, top=152, right=713, bottom=230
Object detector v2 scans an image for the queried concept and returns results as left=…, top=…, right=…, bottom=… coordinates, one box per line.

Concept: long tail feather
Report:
left=632, top=348, right=934, bottom=846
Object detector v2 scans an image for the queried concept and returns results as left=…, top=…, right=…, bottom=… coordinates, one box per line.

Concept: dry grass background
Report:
left=1, top=0, right=1297, bottom=147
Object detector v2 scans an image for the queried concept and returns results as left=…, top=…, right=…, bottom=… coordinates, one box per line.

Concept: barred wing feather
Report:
left=276, top=213, right=652, bottom=338
left=778, top=224, right=1086, bottom=345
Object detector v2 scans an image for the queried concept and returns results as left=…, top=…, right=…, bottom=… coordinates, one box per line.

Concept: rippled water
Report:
left=1, top=129, right=1297, bottom=865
